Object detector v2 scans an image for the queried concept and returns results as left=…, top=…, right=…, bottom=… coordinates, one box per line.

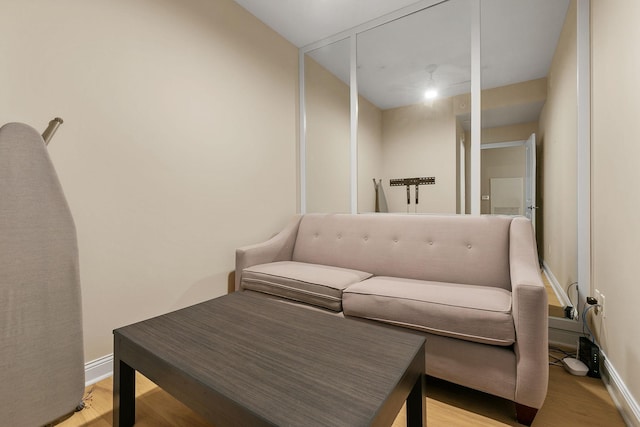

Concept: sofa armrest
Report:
left=235, top=215, right=302, bottom=291
left=509, top=217, right=548, bottom=409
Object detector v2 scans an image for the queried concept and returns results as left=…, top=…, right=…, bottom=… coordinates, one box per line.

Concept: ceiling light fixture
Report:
left=424, top=88, right=438, bottom=100
left=424, top=64, right=439, bottom=100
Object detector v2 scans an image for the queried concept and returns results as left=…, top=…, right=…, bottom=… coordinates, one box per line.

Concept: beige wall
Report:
left=0, top=0, right=298, bottom=362
left=357, top=97, right=383, bottom=213
left=538, top=0, right=578, bottom=293
left=305, top=76, right=542, bottom=217
left=456, top=118, right=465, bottom=214
left=482, top=122, right=538, bottom=145
left=304, top=56, right=351, bottom=213
left=303, top=65, right=455, bottom=215
left=591, top=0, right=640, bottom=409
left=453, top=78, right=547, bottom=117
left=381, top=99, right=457, bottom=213
left=464, top=130, right=472, bottom=214
left=304, top=58, right=384, bottom=214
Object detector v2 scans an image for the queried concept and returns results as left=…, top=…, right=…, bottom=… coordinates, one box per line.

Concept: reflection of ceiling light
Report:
left=424, top=89, right=438, bottom=99
left=424, top=64, right=439, bottom=100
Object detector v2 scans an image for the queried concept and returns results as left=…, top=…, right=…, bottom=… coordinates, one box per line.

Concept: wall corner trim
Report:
left=85, top=353, right=114, bottom=387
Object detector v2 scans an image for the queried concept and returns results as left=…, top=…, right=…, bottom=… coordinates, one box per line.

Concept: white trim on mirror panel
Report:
left=298, top=49, right=306, bottom=214
left=577, top=0, right=591, bottom=309
left=349, top=35, right=358, bottom=214
left=470, top=0, right=481, bottom=215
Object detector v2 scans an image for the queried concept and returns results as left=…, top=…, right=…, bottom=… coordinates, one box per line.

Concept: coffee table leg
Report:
left=406, top=373, right=426, bottom=427
left=113, top=357, right=136, bottom=427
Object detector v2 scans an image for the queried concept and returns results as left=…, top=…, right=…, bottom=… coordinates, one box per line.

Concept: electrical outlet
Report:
left=595, top=289, right=606, bottom=318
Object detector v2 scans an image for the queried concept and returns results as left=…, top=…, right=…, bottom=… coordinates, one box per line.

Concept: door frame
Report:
left=480, top=139, right=533, bottom=221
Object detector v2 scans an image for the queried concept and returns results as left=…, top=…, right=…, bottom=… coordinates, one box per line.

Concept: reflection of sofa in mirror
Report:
left=236, top=213, right=548, bottom=425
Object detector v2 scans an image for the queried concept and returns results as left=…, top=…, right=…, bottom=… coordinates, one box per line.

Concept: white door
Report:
left=525, top=133, right=537, bottom=228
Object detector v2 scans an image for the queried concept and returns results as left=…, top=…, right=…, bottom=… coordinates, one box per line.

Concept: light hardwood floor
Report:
left=58, top=362, right=625, bottom=427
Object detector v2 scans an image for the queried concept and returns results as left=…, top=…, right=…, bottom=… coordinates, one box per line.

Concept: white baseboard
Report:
left=602, top=351, right=640, bottom=427
left=542, top=260, right=572, bottom=308
left=84, top=353, right=113, bottom=387
left=540, top=264, right=638, bottom=424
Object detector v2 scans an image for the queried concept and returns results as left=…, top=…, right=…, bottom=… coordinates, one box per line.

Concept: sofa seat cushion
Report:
left=343, top=276, right=515, bottom=346
left=241, top=261, right=372, bottom=311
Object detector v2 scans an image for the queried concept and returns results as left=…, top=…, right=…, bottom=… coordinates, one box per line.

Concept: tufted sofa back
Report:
left=292, top=213, right=514, bottom=290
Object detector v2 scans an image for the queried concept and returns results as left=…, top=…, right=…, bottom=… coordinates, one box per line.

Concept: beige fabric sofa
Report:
left=235, top=213, right=547, bottom=425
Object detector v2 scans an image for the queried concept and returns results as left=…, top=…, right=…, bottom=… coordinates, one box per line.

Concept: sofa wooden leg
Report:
left=515, top=403, right=538, bottom=426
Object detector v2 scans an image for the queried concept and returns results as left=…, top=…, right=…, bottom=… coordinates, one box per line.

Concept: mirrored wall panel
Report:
left=480, top=0, right=575, bottom=318
left=304, top=38, right=351, bottom=213
left=356, top=0, right=471, bottom=214
left=301, top=0, right=574, bottom=221
left=479, top=0, right=571, bottom=223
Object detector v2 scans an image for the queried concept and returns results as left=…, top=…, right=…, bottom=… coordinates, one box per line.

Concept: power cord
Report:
left=548, top=345, right=573, bottom=366
left=550, top=295, right=600, bottom=368
left=567, top=282, right=578, bottom=304
left=565, top=282, right=579, bottom=320
left=582, top=303, right=601, bottom=347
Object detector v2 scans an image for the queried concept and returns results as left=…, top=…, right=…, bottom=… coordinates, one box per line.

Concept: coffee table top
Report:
left=114, top=291, right=425, bottom=426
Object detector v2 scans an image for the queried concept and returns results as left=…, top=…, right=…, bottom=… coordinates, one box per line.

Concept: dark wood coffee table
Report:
left=113, top=291, right=426, bottom=426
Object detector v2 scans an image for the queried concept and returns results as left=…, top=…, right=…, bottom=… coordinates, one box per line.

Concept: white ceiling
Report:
left=234, top=0, right=571, bottom=126
left=232, top=0, right=423, bottom=48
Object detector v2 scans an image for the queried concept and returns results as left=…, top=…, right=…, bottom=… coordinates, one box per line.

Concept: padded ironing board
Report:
left=0, top=122, right=84, bottom=426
